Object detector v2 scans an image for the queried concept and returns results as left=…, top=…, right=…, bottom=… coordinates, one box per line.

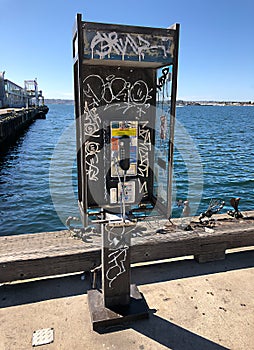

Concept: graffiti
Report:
left=105, top=223, right=128, bottom=288
left=104, top=223, right=136, bottom=288
left=138, top=122, right=151, bottom=178
left=139, top=121, right=151, bottom=144
left=105, top=223, right=128, bottom=249
left=139, top=179, right=148, bottom=195
left=85, top=141, right=100, bottom=155
left=83, top=74, right=153, bottom=117
left=138, top=148, right=149, bottom=177
left=85, top=141, right=100, bottom=181
left=86, top=156, right=99, bottom=181
left=89, top=31, right=173, bottom=62
left=106, top=247, right=128, bottom=288
left=83, top=102, right=102, bottom=181
left=157, top=67, right=171, bottom=91
left=103, top=122, right=110, bottom=201
left=83, top=102, right=101, bottom=137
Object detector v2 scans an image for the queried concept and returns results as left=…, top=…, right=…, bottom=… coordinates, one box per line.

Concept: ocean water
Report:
left=0, top=104, right=253, bottom=235
left=172, top=105, right=254, bottom=217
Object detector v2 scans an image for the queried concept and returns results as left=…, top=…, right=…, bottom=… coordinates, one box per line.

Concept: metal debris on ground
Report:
left=32, top=328, right=54, bottom=347
left=227, top=197, right=243, bottom=219
left=199, top=199, right=225, bottom=225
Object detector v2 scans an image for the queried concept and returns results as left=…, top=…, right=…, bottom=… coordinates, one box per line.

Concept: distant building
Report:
left=0, top=71, right=44, bottom=108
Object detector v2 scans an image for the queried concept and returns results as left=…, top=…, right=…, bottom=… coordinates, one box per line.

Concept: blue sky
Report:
left=1, top=0, right=253, bottom=101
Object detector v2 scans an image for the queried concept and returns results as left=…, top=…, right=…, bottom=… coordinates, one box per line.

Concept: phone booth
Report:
left=73, top=13, right=179, bottom=330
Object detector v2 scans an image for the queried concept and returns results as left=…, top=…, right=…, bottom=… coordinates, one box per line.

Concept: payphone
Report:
left=73, top=13, right=179, bottom=330
left=78, top=63, right=157, bottom=219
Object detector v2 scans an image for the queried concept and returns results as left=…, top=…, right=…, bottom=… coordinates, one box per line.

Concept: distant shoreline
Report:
left=44, top=98, right=254, bottom=107
left=177, top=100, right=254, bottom=107
left=44, top=99, right=74, bottom=105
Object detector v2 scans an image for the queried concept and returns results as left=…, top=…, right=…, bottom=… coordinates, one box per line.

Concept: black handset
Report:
left=119, top=135, right=130, bottom=172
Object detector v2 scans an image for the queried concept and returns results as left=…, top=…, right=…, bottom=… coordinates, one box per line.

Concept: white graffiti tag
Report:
left=83, top=103, right=102, bottom=182
left=86, top=157, right=99, bottom=181
left=83, top=74, right=153, bottom=117
left=83, top=103, right=101, bottom=137
left=90, top=31, right=173, bottom=62
left=104, top=223, right=137, bottom=288
left=139, top=179, right=148, bottom=195
left=85, top=141, right=100, bottom=181
left=106, top=247, right=128, bottom=288
left=139, top=121, right=151, bottom=144
left=138, top=122, right=151, bottom=177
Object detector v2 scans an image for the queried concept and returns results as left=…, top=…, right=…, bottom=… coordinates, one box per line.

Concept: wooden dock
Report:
left=0, top=105, right=48, bottom=146
left=0, top=211, right=253, bottom=283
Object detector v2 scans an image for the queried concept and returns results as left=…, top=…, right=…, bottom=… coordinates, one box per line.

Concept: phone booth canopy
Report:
left=73, top=14, right=179, bottom=226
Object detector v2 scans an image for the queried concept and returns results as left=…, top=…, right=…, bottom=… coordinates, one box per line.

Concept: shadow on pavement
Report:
left=0, top=249, right=253, bottom=309
left=131, top=310, right=230, bottom=350
left=132, top=249, right=254, bottom=286
left=96, top=309, right=230, bottom=350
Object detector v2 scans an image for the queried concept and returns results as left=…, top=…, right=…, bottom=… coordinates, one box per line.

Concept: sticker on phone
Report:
left=118, top=181, right=135, bottom=203
left=110, top=121, right=138, bottom=177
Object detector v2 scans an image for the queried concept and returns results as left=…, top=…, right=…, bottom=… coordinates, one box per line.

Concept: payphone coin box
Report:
left=73, top=15, right=179, bottom=225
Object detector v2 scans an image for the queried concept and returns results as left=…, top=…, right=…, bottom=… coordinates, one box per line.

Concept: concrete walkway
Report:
left=0, top=248, right=253, bottom=350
